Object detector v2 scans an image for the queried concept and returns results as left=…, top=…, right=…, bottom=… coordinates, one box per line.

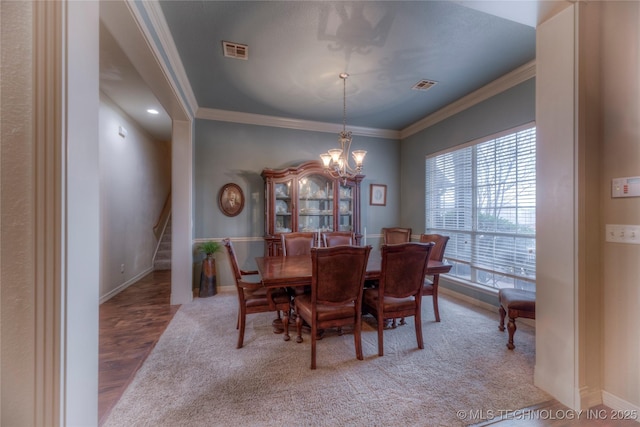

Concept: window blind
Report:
left=425, top=126, right=536, bottom=291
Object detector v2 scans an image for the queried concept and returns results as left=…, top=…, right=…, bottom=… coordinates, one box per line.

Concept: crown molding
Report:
left=196, top=108, right=400, bottom=140
left=400, top=60, right=536, bottom=139
left=129, top=0, right=198, bottom=118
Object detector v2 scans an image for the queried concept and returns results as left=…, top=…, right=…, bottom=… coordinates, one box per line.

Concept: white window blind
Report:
left=425, top=125, right=536, bottom=291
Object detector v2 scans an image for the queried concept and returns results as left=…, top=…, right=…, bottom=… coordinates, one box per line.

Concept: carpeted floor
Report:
left=103, top=289, right=549, bottom=427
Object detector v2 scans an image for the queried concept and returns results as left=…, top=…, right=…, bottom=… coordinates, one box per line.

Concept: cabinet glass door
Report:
left=338, top=184, right=353, bottom=232
left=274, top=179, right=293, bottom=233
left=297, top=173, right=334, bottom=232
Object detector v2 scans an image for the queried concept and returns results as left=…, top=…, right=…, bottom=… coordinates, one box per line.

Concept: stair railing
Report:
left=153, top=191, right=171, bottom=241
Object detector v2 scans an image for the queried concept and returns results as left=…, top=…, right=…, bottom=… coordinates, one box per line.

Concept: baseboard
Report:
left=439, top=286, right=497, bottom=313
left=602, top=390, right=640, bottom=421
left=100, top=267, right=154, bottom=304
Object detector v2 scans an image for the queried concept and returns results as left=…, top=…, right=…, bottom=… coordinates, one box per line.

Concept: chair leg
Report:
left=432, top=275, right=441, bottom=322
left=415, top=302, right=424, bottom=350
left=354, top=316, right=363, bottom=361
left=377, top=314, right=384, bottom=357
left=499, top=305, right=506, bottom=331
left=506, top=316, right=516, bottom=350
left=295, top=311, right=303, bottom=343
left=237, top=310, right=246, bottom=349
left=310, top=321, right=317, bottom=369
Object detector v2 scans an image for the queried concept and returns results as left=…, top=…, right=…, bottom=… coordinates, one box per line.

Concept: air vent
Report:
left=222, top=41, right=248, bottom=60
left=412, top=79, right=438, bottom=91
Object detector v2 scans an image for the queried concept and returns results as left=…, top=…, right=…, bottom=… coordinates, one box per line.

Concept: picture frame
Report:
left=370, top=184, right=387, bottom=206
left=219, top=183, right=244, bottom=217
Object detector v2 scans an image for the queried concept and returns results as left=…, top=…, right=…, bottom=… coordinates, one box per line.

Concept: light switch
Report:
left=606, top=224, right=640, bottom=244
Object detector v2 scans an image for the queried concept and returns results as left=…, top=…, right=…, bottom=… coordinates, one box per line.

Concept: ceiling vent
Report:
left=412, top=79, right=438, bottom=91
left=222, top=41, right=248, bottom=60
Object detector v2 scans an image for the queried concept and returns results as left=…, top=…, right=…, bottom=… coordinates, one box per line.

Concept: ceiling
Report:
left=99, top=1, right=568, bottom=142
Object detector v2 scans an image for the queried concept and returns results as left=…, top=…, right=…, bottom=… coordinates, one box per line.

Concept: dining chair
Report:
left=293, top=245, right=372, bottom=369
left=223, top=238, right=291, bottom=348
left=321, top=231, right=354, bottom=247
left=419, top=233, right=450, bottom=322
left=363, top=242, right=434, bottom=356
left=382, top=227, right=412, bottom=244
left=281, top=232, right=316, bottom=256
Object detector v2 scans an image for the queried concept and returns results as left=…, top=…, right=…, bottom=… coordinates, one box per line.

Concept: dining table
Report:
left=255, top=251, right=453, bottom=340
left=255, top=252, right=452, bottom=287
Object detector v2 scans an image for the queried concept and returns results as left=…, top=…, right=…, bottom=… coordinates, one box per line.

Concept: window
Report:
left=425, top=124, right=536, bottom=292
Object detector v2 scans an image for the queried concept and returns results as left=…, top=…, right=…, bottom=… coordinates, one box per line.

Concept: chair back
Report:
left=382, top=227, right=412, bottom=244
left=222, top=238, right=243, bottom=282
left=379, top=242, right=433, bottom=298
left=311, top=245, right=371, bottom=305
left=419, top=233, right=450, bottom=261
left=281, top=232, right=316, bottom=256
left=322, top=231, right=354, bottom=247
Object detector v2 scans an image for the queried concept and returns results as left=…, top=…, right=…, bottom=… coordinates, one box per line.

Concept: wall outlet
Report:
left=120, top=263, right=125, bottom=273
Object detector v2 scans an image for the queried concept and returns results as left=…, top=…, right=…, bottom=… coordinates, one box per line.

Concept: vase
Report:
left=199, top=255, right=217, bottom=297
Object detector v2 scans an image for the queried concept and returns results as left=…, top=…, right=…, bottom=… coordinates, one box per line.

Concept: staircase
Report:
left=154, top=216, right=172, bottom=270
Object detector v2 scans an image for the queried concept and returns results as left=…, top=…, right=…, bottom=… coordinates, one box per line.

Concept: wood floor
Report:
left=98, top=271, right=638, bottom=427
left=98, top=270, right=179, bottom=426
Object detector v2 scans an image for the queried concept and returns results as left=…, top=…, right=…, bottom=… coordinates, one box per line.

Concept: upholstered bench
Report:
left=498, top=288, right=536, bottom=350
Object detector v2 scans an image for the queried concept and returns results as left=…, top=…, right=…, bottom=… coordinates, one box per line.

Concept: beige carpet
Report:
left=103, top=289, right=549, bottom=427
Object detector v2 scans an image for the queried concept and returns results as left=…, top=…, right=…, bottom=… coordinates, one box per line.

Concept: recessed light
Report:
left=147, top=109, right=159, bottom=115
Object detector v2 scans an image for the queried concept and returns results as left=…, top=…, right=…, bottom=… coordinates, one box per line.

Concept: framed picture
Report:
left=370, top=184, right=387, bottom=206
left=219, top=183, right=244, bottom=217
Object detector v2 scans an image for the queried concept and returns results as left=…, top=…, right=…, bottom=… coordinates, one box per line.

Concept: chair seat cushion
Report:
left=498, top=288, right=536, bottom=312
left=295, top=294, right=356, bottom=322
left=363, top=289, right=415, bottom=312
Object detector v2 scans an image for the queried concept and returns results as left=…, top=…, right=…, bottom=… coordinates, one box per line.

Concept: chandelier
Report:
left=320, top=73, right=366, bottom=181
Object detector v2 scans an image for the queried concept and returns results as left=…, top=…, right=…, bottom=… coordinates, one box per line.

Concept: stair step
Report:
left=154, top=216, right=171, bottom=271
left=156, top=249, right=171, bottom=260
left=154, top=259, right=171, bottom=270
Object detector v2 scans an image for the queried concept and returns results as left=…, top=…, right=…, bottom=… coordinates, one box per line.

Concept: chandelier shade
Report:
left=320, top=73, right=366, bottom=181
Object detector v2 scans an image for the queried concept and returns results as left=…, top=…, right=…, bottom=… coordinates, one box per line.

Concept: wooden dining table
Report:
left=255, top=252, right=452, bottom=340
left=255, top=252, right=452, bottom=288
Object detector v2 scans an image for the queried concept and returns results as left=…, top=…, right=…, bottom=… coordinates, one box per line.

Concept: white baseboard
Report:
left=100, top=267, right=154, bottom=304
left=602, top=391, right=640, bottom=423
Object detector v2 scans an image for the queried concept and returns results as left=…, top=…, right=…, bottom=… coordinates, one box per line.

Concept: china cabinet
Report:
left=261, top=161, right=363, bottom=255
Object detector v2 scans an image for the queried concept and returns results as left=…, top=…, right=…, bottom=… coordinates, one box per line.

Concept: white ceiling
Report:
left=99, top=1, right=569, bottom=142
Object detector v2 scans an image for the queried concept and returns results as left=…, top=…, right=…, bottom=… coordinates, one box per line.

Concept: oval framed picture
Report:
left=219, top=183, right=244, bottom=217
